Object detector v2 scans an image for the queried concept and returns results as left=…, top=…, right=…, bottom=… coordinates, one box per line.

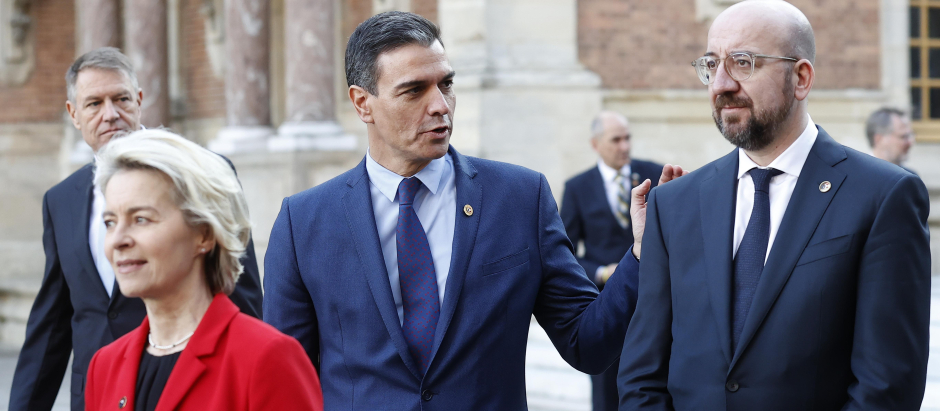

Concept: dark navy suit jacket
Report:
left=9, top=162, right=264, bottom=411
left=618, top=127, right=931, bottom=410
left=561, top=159, right=662, bottom=287
left=264, top=147, right=640, bottom=410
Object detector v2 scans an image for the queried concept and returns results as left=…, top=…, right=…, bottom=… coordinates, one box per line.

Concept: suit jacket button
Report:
left=726, top=381, right=739, bottom=392
left=422, top=389, right=434, bottom=401
left=108, top=311, right=118, bottom=319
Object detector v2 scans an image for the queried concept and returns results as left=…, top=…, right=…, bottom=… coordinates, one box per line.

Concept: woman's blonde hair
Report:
left=94, top=129, right=251, bottom=295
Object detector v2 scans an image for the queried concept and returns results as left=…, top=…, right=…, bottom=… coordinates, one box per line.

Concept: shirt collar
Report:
left=597, top=159, right=631, bottom=182
left=737, top=114, right=818, bottom=179
left=366, top=150, right=450, bottom=202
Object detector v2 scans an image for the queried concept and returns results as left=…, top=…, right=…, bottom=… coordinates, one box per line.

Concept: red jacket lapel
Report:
left=156, top=294, right=240, bottom=411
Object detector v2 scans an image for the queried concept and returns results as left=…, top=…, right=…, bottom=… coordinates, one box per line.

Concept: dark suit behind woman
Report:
left=82, top=129, right=322, bottom=411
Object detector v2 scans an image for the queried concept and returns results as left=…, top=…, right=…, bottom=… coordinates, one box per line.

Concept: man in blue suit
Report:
left=618, top=2, right=931, bottom=410
left=264, top=12, right=652, bottom=409
left=9, top=48, right=263, bottom=411
left=560, top=111, right=662, bottom=411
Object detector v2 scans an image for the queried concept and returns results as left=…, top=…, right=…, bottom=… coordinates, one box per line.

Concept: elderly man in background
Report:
left=619, top=1, right=931, bottom=409
left=9, top=47, right=263, bottom=411
left=560, top=111, right=663, bottom=411
left=866, top=107, right=916, bottom=174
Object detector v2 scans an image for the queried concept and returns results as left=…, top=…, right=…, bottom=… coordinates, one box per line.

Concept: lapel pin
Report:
left=119, top=396, right=127, bottom=408
left=819, top=181, right=831, bottom=193
left=463, top=204, right=473, bottom=216
left=631, top=172, right=640, bottom=188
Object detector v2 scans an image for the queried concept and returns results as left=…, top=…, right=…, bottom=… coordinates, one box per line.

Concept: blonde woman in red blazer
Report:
left=84, top=130, right=322, bottom=411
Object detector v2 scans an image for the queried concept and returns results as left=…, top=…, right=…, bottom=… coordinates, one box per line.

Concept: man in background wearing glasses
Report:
left=617, top=1, right=931, bottom=410
left=866, top=107, right=917, bottom=174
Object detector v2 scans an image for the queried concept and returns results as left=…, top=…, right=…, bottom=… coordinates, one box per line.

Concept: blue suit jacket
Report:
left=264, top=147, right=640, bottom=410
left=561, top=159, right=662, bottom=288
left=10, top=162, right=263, bottom=411
left=618, top=127, right=931, bottom=410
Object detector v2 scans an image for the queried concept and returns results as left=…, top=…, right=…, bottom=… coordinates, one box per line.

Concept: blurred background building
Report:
left=0, top=0, right=937, bottom=409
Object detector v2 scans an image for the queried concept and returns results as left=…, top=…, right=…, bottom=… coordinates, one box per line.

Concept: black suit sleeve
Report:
left=560, top=179, right=602, bottom=282
left=228, top=236, right=263, bottom=319
left=844, top=174, right=931, bottom=410
left=218, top=154, right=263, bottom=319
left=9, top=193, right=74, bottom=411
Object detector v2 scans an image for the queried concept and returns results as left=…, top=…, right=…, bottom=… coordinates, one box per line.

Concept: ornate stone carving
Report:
left=200, top=0, right=225, bottom=79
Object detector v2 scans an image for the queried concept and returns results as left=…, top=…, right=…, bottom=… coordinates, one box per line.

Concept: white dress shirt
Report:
left=733, top=115, right=818, bottom=262
left=596, top=160, right=632, bottom=219
left=89, top=183, right=115, bottom=297
left=366, top=151, right=456, bottom=324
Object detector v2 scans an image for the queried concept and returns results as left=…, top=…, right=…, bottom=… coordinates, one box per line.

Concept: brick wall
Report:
left=412, top=0, right=438, bottom=26
left=180, top=0, right=225, bottom=119
left=578, top=0, right=881, bottom=90
left=0, top=0, right=74, bottom=123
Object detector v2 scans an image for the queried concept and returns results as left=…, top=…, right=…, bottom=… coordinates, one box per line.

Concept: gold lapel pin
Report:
left=119, top=396, right=127, bottom=408
left=819, top=181, right=831, bottom=193
left=463, top=204, right=473, bottom=216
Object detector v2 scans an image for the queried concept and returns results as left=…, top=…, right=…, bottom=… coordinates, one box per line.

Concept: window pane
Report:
left=913, top=6, right=921, bottom=38
left=913, top=47, right=922, bottom=78
left=930, top=49, right=940, bottom=78
left=930, top=8, right=940, bottom=38
left=929, top=88, right=940, bottom=118
left=913, top=88, right=923, bottom=120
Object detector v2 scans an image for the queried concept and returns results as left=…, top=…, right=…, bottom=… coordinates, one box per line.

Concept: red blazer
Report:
left=85, top=294, right=323, bottom=411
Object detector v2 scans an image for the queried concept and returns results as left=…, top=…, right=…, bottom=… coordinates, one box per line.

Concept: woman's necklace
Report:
left=148, top=331, right=195, bottom=350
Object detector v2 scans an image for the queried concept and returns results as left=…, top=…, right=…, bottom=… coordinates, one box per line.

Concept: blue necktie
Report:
left=397, top=177, right=440, bottom=373
left=732, top=167, right=782, bottom=350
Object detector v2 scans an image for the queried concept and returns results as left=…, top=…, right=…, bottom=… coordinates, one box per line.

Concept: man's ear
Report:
left=349, top=85, right=374, bottom=124
left=137, top=89, right=144, bottom=107
left=793, top=59, right=815, bottom=101
left=66, top=100, right=81, bottom=129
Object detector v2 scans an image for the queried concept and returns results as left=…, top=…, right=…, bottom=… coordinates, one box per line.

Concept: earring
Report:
left=200, top=248, right=207, bottom=254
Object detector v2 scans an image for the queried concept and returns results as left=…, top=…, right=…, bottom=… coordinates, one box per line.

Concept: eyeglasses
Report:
left=691, top=52, right=798, bottom=85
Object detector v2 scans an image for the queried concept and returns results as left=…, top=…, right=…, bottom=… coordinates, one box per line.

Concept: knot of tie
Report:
left=398, top=177, right=423, bottom=205
left=749, top=168, right=783, bottom=194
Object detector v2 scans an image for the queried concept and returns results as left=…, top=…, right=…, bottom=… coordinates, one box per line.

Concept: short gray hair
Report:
left=865, top=107, right=905, bottom=147
left=345, top=11, right=442, bottom=96
left=94, top=129, right=251, bottom=296
left=590, top=111, right=628, bottom=139
left=66, top=47, right=139, bottom=102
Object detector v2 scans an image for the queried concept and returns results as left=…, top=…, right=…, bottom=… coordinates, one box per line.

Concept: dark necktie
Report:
left=732, top=167, right=782, bottom=350
left=397, top=177, right=440, bottom=373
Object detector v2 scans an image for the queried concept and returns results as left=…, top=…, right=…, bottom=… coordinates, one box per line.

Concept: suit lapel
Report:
left=589, top=166, right=629, bottom=231
left=730, top=128, right=847, bottom=368
left=428, top=149, right=481, bottom=370
left=71, top=164, right=111, bottom=302
left=157, top=295, right=238, bottom=411
left=341, top=158, right=422, bottom=380
left=699, top=151, right=738, bottom=366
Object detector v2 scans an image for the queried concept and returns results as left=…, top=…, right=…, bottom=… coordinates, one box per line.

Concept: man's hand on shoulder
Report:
left=632, top=164, right=690, bottom=259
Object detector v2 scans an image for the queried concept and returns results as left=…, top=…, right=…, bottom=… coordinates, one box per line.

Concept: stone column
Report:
left=124, top=0, right=170, bottom=128
left=439, top=0, right=601, bottom=200
left=268, top=0, right=355, bottom=152
left=76, top=0, right=120, bottom=54
left=71, top=0, right=122, bottom=165
left=209, top=0, right=272, bottom=154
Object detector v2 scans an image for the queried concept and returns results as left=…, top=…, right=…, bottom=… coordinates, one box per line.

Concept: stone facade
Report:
left=0, top=1, right=936, bottom=408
